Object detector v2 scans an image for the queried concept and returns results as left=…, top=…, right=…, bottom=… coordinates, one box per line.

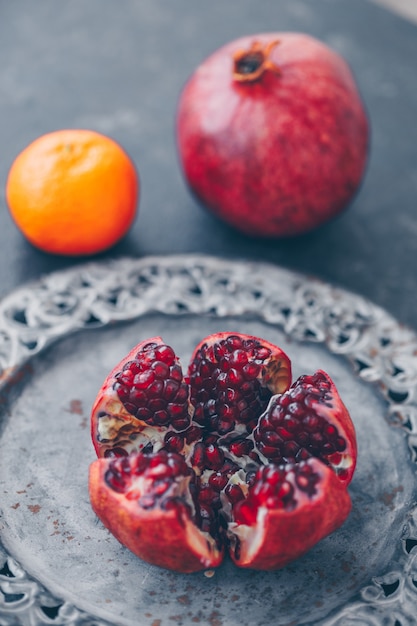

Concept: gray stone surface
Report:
left=0, top=0, right=416, bottom=330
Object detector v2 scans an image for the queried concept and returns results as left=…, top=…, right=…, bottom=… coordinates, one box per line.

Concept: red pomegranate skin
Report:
left=176, top=32, right=370, bottom=237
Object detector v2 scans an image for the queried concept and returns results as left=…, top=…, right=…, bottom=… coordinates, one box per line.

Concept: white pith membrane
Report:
left=96, top=392, right=173, bottom=457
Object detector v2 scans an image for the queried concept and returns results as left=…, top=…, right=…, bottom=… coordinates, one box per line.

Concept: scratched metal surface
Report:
left=0, top=255, right=416, bottom=625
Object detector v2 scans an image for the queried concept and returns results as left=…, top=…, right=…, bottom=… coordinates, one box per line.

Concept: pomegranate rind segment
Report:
left=91, top=336, right=190, bottom=458
left=305, top=370, right=357, bottom=484
left=189, top=332, right=292, bottom=395
left=89, top=458, right=223, bottom=573
left=253, top=369, right=357, bottom=485
left=228, top=459, right=351, bottom=570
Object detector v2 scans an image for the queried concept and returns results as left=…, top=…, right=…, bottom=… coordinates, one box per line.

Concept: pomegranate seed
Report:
left=229, top=438, right=253, bottom=457
left=226, top=369, right=243, bottom=386
left=242, top=362, right=260, bottom=379
left=191, top=442, right=206, bottom=470
left=164, top=432, right=184, bottom=453
left=218, top=420, right=235, bottom=435
left=105, top=469, right=126, bottom=493
left=225, top=483, right=245, bottom=504
left=225, top=335, right=244, bottom=350
left=136, top=407, right=152, bottom=421
left=228, top=349, right=249, bottom=368
left=134, top=370, right=155, bottom=389
left=205, top=443, right=224, bottom=470
left=184, top=425, right=203, bottom=443
left=295, top=463, right=319, bottom=496
left=163, top=379, right=180, bottom=400
left=198, top=484, right=217, bottom=504
left=154, top=345, right=176, bottom=364
left=209, top=472, right=229, bottom=491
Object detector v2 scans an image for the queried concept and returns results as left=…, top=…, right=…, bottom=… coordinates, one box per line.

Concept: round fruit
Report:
left=176, top=33, right=369, bottom=237
left=5, top=129, right=139, bottom=256
left=89, top=333, right=357, bottom=572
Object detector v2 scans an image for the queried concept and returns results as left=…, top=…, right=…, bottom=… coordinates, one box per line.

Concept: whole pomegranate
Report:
left=176, top=33, right=369, bottom=237
left=89, top=333, right=357, bottom=573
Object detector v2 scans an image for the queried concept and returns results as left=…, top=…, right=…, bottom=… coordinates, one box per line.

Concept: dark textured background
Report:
left=0, top=0, right=416, bottom=328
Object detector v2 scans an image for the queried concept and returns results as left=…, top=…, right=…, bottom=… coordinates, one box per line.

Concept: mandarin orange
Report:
left=6, top=129, right=139, bottom=256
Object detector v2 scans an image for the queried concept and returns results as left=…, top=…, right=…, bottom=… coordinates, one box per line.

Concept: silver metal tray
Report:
left=0, top=254, right=416, bottom=625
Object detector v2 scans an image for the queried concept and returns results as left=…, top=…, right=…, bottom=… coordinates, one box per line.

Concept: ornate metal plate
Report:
left=0, top=254, right=416, bottom=626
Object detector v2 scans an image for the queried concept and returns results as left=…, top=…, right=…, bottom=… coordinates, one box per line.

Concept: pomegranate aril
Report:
left=128, top=388, right=147, bottom=405
left=228, top=349, right=248, bottom=368
left=166, top=452, right=188, bottom=473
left=218, top=403, right=235, bottom=420
left=242, top=362, right=260, bottom=379
left=148, top=399, right=166, bottom=413
left=295, top=463, right=320, bottom=496
left=288, top=402, right=305, bottom=418
left=164, top=432, right=185, bottom=453
left=227, top=369, right=243, bottom=386
left=263, top=431, right=283, bottom=446
left=295, top=448, right=311, bottom=462
left=225, top=483, right=245, bottom=504
left=175, top=385, right=189, bottom=404
left=229, top=438, right=253, bottom=457
left=303, top=414, right=321, bottom=432
left=191, top=442, right=206, bottom=470
left=335, top=437, right=347, bottom=452
left=205, top=443, right=225, bottom=470
left=151, top=361, right=170, bottom=378
left=105, top=467, right=127, bottom=493
left=209, top=472, right=229, bottom=491
left=131, top=453, right=149, bottom=474
left=184, top=425, right=202, bottom=443
left=283, top=441, right=300, bottom=457
left=198, top=484, right=220, bottom=508
left=134, top=370, right=156, bottom=389
left=257, top=442, right=282, bottom=459
left=218, top=420, right=235, bottom=435
left=171, top=416, right=191, bottom=432
left=170, top=364, right=183, bottom=382
left=163, top=379, right=180, bottom=400
left=154, top=345, right=176, bottom=364
left=136, top=407, right=152, bottom=421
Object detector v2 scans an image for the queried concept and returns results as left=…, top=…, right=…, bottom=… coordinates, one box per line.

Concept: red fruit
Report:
left=89, top=332, right=356, bottom=572
left=176, top=33, right=369, bottom=237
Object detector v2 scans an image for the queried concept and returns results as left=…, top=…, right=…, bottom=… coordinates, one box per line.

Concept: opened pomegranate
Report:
left=89, top=333, right=357, bottom=572
left=176, top=33, right=369, bottom=237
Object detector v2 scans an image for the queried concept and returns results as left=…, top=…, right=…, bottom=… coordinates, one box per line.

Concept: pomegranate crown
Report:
left=232, top=39, right=281, bottom=82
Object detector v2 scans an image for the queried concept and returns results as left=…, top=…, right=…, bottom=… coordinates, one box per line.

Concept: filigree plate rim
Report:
left=0, top=253, right=417, bottom=626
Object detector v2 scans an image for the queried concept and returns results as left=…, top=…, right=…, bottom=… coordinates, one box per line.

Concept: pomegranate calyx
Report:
left=232, top=39, right=281, bottom=83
